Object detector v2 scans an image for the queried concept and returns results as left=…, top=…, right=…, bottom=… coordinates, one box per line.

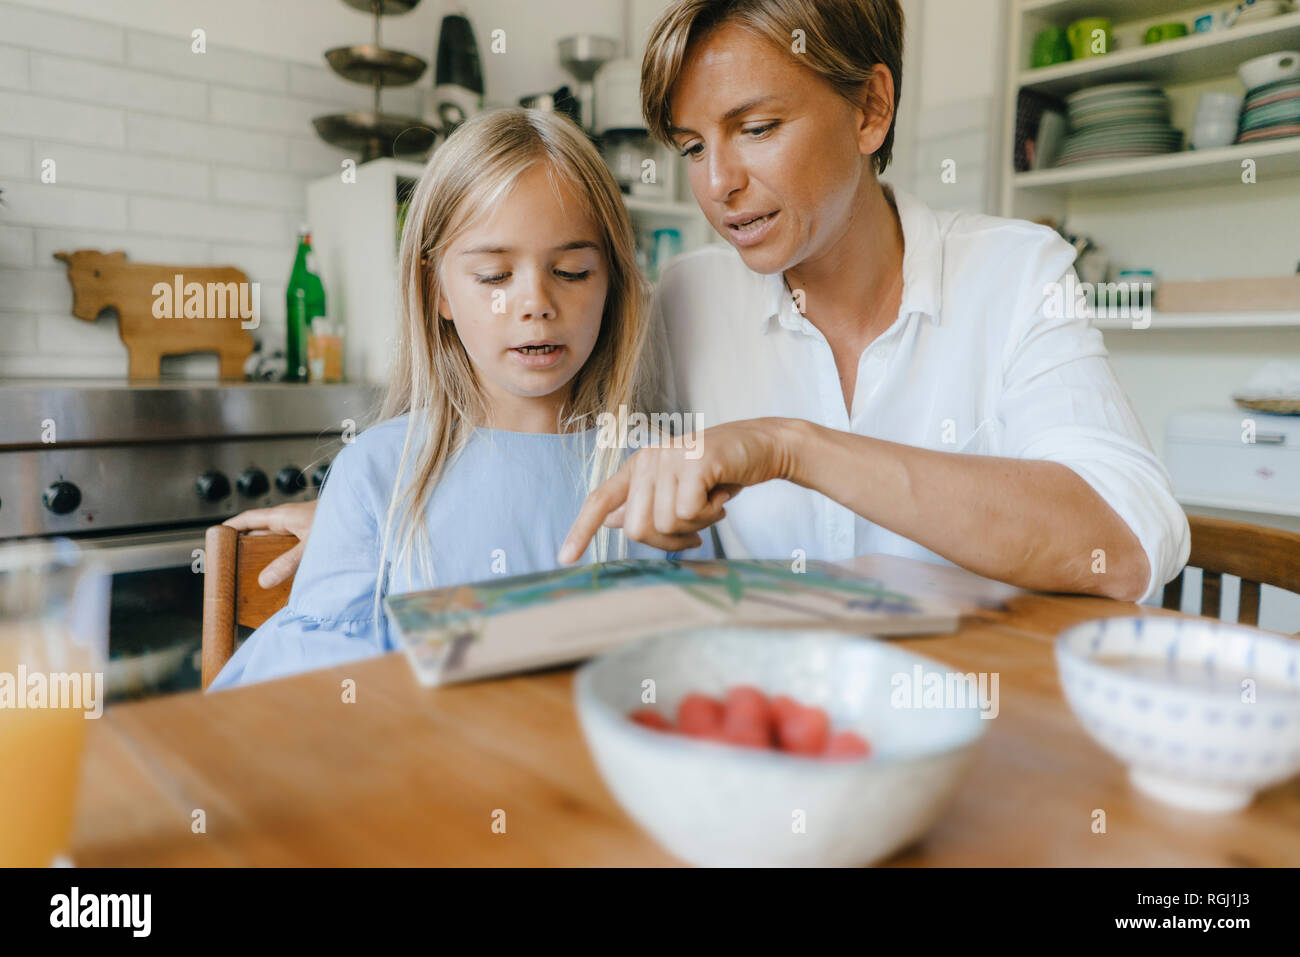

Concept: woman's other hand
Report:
left=223, top=500, right=319, bottom=588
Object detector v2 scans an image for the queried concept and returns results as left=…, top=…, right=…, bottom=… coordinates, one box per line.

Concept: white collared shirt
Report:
left=651, top=186, right=1190, bottom=605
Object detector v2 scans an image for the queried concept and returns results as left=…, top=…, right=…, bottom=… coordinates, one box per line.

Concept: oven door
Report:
left=76, top=526, right=213, bottom=700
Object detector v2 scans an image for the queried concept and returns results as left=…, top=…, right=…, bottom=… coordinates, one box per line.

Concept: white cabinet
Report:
left=307, top=158, right=424, bottom=386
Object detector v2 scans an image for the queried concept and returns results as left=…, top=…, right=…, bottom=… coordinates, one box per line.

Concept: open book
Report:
left=384, top=558, right=960, bottom=686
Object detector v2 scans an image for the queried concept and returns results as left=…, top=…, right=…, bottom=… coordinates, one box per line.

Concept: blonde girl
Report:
left=210, top=108, right=713, bottom=690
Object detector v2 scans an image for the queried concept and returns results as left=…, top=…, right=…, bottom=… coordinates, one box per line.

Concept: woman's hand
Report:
left=559, top=418, right=803, bottom=562
left=223, top=500, right=319, bottom=588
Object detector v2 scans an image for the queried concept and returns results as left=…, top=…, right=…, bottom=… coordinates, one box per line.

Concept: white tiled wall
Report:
left=887, top=0, right=1006, bottom=215
left=0, top=0, right=428, bottom=378
left=904, top=96, right=996, bottom=214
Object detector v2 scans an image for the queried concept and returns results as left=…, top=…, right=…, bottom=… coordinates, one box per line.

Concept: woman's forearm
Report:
left=778, top=418, right=1150, bottom=600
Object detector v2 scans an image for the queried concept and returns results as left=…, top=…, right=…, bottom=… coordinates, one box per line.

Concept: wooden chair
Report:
left=201, top=526, right=299, bottom=689
left=1161, top=515, right=1300, bottom=636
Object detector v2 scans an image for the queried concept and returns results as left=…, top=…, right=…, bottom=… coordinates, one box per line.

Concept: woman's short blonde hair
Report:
left=641, top=0, right=905, bottom=175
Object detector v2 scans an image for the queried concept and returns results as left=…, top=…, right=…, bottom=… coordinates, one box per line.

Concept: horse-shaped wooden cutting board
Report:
left=54, top=249, right=257, bottom=379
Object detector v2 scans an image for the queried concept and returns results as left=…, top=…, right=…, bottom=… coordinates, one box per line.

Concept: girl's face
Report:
left=667, top=22, right=891, bottom=275
left=438, top=163, right=609, bottom=431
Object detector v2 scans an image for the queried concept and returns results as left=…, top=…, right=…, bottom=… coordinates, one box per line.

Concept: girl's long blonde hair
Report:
left=373, top=107, right=655, bottom=608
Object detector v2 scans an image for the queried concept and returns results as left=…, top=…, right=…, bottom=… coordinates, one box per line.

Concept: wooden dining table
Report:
left=71, top=555, right=1300, bottom=866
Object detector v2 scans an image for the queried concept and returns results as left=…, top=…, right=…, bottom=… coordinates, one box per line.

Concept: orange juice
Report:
left=307, top=318, right=344, bottom=382
left=0, top=631, right=95, bottom=867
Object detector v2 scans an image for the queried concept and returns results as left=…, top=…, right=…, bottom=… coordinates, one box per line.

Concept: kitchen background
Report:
left=1, top=0, right=1298, bottom=691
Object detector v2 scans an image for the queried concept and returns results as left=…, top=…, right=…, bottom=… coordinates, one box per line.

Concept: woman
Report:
left=233, top=0, right=1188, bottom=605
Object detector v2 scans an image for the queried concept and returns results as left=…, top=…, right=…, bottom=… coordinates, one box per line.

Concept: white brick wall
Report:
left=0, top=224, right=34, bottom=267
left=0, top=0, right=368, bottom=379
left=0, top=135, right=30, bottom=177
left=0, top=45, right=28, bottom=90
left=2, top=4, right=126, bottom=61
left=897, top=96, right=997, bottom=215
left=0, top=89, right=127, bottom=146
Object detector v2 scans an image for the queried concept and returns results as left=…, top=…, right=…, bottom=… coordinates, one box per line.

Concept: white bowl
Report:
left=1056, top=616, right=1300, bottom=813
left=1238, top=51, right=1300, bottom=91
left=575, top=627, right=989, bottom=867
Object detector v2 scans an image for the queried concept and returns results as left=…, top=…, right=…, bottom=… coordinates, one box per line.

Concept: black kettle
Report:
left=433, top=14, right=484, bottom=135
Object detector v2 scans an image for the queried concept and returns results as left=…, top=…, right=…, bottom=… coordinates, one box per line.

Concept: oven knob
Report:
left=275, top=467, right=306, bottom=494
left=196, top=470, right=231, bottom=503
left=236, top=468, right=269, bottom=498
left=43, top=481, right=81, bottom=515
left=310, top=461, right=331, bottom=488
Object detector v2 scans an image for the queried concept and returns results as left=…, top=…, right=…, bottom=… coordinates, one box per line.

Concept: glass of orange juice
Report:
left=0, top=539, right=109, bottom=867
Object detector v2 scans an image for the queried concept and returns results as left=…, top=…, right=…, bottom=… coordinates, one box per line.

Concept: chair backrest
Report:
left=201, top=525, right=298, bottom=688
left=1161, top=514, right=1300, bottom=635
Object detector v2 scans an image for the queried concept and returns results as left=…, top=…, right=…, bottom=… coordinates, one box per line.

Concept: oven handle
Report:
left=75, top=529, right=208, bottom=574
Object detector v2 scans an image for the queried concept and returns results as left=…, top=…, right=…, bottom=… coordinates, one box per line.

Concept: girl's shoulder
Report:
left=337, top=416, right=602, bottom=491
left=317, top=415, right=432, bottom=515
left=349, top=414, right=412, bottom=451
left=330, top=415, right=412, bottom=483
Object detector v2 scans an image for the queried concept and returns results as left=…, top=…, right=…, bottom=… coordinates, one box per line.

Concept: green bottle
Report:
left=286, top=227, right=326, bottom=382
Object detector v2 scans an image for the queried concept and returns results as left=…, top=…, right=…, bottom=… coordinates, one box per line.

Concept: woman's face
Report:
left=438, top=163, right=609, bottom=425
left=668, top=22, right=891, bottom=275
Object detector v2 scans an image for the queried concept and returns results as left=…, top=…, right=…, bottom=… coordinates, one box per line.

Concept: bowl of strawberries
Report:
left=574, top=627, right=988, bottom=867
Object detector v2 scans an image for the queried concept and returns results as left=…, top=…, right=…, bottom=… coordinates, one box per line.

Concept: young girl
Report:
left=209, top=109, right=715, bottom=690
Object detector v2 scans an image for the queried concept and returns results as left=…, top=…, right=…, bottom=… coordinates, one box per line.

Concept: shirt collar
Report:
left=761, top=185, right=944, bottom=331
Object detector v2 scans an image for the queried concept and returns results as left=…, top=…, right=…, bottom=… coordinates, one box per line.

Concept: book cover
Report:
left=384, top=558, right=959, bottom=686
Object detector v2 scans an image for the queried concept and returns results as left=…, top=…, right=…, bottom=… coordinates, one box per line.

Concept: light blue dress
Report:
left=208, top=416, right=714, bottom=689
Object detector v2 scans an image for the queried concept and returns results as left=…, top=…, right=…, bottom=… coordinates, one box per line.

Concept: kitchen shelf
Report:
left=1014, top=136, right=1300, bottom=193
left=1020, top=0, right=1211, bottom=22
left=622, top=196, right=703, bottom=218
left=621, top=195, right=718, bottom=259
left=1003, top=1, right=1300, bottom=503
left=1093, top=310, right=1300, bottom=330
left=1018, top=11, right=1300, bottom=95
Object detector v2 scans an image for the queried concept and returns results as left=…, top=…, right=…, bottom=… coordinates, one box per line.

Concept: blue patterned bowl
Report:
left=1056, top=616, right=1300, bottom=812
left=575, top=627, right=989, bottom=867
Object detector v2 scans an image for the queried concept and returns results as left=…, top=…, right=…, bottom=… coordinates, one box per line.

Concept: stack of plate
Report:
left=1237, top=78, right=1300, bottom=144
left=1055, top=82, right=1183, bottom=167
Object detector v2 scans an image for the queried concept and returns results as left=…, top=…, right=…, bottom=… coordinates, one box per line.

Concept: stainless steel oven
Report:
left=0, top=380, right=381, bottom=699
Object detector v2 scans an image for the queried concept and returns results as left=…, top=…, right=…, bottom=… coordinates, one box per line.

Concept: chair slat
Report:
left=1161, top=571, right=1184, bottom=612
left=1201, top=570, right=1222, bottom=620
left=1238, top=579, right=1262, bottom=627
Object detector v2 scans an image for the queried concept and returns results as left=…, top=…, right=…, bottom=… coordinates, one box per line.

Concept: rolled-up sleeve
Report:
left=207, top=441, right=391, bottom=690
left=996, top=249, right=1191, bottom=605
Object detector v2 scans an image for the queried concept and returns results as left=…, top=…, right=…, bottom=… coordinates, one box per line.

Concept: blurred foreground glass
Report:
left=0, top=540, right=109, bottom=866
